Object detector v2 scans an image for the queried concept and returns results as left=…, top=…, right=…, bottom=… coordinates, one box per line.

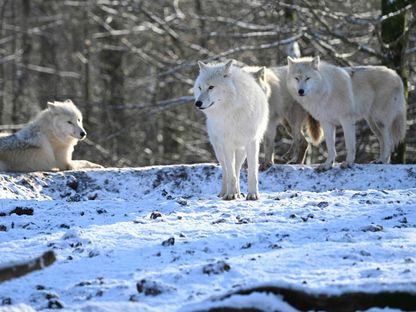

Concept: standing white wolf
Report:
left=194, top=60, right=268, bottom=200
left=286, top=56, right=357, bottom=170
left=245, top=65, right=323, bottom=168
left=0, top=99, right=103, bottom=172
left=344, top=65, right=406, bottom=163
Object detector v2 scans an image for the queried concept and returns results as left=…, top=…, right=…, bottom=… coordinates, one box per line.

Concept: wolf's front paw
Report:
left=222, top=193, right=240, bottom=200
left=246, top=193, right=259, bottom=200
left=90, top=163, right=104, bottom=169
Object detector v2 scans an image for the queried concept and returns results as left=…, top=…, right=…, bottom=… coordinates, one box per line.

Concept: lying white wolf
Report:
left=0, top=99, right=103, bottom=172
left=194, top=60, right=268, bottom=200
left=286, top=56, right=357, bottom=170
left=344, top=65, right=406, bottom=163
left=246, top=65, right=323, bottom=168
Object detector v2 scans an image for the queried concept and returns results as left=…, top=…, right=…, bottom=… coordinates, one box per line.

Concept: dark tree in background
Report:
left=381, top=0, right=410, bottom=163
left=0, top=0, right=415, bottom=167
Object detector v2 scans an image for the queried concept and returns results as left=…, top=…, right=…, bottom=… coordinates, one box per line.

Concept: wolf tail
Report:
left=306, top=114, right=323, bottom=145
left=391, top=110, right=407, bottom=147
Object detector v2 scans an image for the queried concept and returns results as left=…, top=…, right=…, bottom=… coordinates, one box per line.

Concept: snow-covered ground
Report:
left=0, top=164, right=415, bottom=311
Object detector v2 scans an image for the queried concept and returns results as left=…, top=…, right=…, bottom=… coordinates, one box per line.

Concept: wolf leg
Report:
left=367, top=118, right=384, bottom=163
left=246, top=140, right=260, bottom=200
left=260, top=122, right=276, bottom=171
left=287, top=116, right=308, bottom=164
left=211, top=141, right=228, bottom=197
left=379, top=122, right=393, bottom=163
left=234, top=147, right=246, bottom=198
left=340, top=119, right=356, bottom=168
left=318, top=122, right=336, bottom=171
left=222, top=146, right=239, bottom=200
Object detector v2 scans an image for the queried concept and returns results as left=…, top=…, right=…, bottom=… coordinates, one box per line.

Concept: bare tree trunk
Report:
left=381, top=0, right=409, bottom=164
left=0, top=0, right=9, bottom=124
left=12, top=0, right=32, bottom=123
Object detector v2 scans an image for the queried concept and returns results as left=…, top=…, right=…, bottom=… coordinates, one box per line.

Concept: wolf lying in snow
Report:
left=245, top=66, right=323, bottom=169
left=194, top=60, right=268, bottom=200
left=0, top=99, right=103, bottom=172
left=344, top=65, right=406, bottom=163
left=287, top=56, right=358, bottom=171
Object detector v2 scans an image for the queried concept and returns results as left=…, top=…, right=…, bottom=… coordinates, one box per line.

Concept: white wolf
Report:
left=194, top=60, right=268, bottom=200
left=245, top=65, right=323, bottom=168
left=0, top=99, right=103, bottom=172
left=344, top=65, right=406, bottom=163
left=286, top=56, right=357, bottom=170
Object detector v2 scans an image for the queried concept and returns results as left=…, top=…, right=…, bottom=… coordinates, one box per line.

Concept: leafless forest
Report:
left=0, top=0, right=415, bottom=167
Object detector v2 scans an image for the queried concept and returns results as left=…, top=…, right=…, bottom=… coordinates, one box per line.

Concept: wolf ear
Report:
left=253, top=67, right=266, bottom=82
left=47, top=101, right=57, bottom=111
left=222, top=60, right=233, bottom=77
left=198, top=61, right=207, bottom=71
left=312, top=56, right=320, bottom=70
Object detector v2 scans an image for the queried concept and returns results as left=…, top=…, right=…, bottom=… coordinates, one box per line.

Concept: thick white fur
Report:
left=344, top=66, right=406, bottom=163
left=0, top=100, right=102, bottom=172
left=245, top=65, right=323, bottom=168
left=194, top=60, right=268, bottom=200
left=287, top=56, right=356, bottom=170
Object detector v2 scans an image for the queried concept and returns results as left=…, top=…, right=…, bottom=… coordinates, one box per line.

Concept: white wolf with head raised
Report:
left=0, top=99, right=102, bottom=172
left=194, top=60, right=268, bottom=200
left=287, top=56, right=356, bottom=171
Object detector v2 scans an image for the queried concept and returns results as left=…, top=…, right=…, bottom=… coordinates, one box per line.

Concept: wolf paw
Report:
left=222, top=193, right=240, bottom=200
left=259, top=162, right=273, bottom=171
left=246, top=193, right=259, bottom=200
left=316, top=163, right=332, bottom=172
left=370, top=159, right=383, bottom=164
left=340, top=161, right=353, bottom=169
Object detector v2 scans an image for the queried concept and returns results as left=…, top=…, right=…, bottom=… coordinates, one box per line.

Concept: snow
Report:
left=0, top=163, right=415, bottom=311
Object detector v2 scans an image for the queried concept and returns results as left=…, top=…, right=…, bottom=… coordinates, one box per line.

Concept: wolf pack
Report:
left=0, top=56, right=407, bottom=201
left=194, top=56, right=406, bottom=200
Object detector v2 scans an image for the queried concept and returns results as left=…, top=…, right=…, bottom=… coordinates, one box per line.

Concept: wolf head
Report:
left=193, top=60, right=237, bottom=113
left=287, top=56, right=321, bottom=98
left=47, top=99, right=87, bottom=141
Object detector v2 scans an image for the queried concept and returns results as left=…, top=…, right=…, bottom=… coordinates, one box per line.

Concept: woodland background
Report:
left=0, top=0, right=415, bottom=167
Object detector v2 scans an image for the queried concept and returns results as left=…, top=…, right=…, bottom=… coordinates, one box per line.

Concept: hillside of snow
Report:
left=0, top=164, right=415, bottom=311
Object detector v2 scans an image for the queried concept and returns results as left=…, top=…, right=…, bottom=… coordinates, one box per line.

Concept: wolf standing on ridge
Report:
left=245, top=65, right=323, bottom=168
left=194, top=60, right=268, bottom=200
left=0, top=99, right=103, bottom=172
left=286, top=56, right=356, bottom=171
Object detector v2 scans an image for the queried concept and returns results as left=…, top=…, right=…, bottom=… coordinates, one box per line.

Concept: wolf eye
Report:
left=305, top=77, right=310, bottom=81
left=198, top=86, right=201, bottom=90
left=295, top=77, right=299, bottom=82
left=208, top=86, right=214, bottom=90
left=67, top=121, right=73, bottom=125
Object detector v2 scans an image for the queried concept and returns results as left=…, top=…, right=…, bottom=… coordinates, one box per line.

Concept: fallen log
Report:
left=0, top=250, right=56, bottom=283
left=206, top=285, right=416, bottom=312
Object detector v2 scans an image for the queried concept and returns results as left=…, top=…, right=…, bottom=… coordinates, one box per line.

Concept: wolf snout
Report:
left=195, top=100, right=203, bottom=108
left=80, top=131, right=87, bottom=139
left=298, top=89, right=305, bottom=96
